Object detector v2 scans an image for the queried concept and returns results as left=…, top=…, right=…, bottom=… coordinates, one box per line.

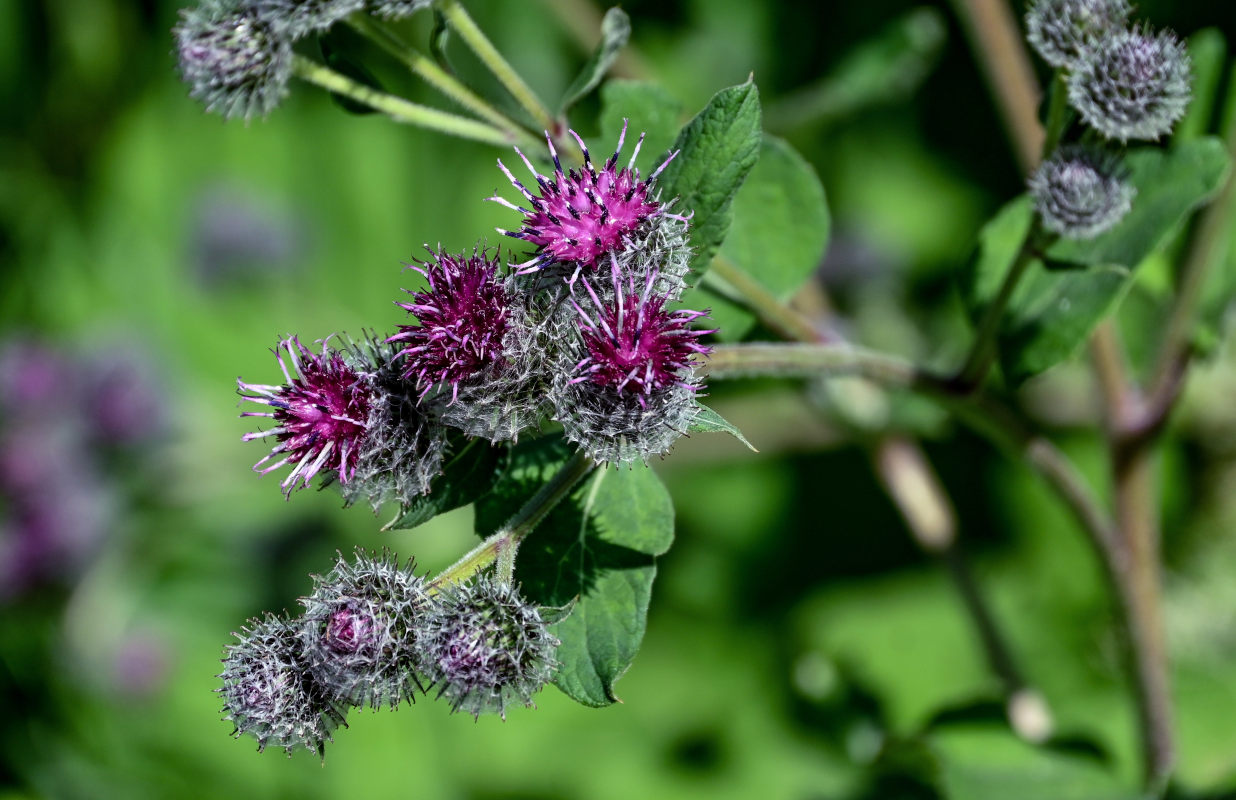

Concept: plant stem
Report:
left=1041, top=71, right=1070, bottom=157
left=707, top=255, right=824, bottom=343
left=707, top=342, right=1122, bottom=575
left=428, top=450, right=595, bottom=591
left=438, top=0, right=558, bottom=134
left=290, top=55, right=516, bottom=146
left=346, top=16, right=542, bottom=151
left=954, top=220, right=1042, bottom=390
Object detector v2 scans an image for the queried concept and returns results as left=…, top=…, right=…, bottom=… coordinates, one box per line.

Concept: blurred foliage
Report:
left=5, top=0, right=1236, bottom=798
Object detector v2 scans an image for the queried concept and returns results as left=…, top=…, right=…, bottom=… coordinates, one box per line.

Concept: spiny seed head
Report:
left=333, top=333, right=447, bottom=512
left=1030, top=145, right=1135, bottom=239
left=1068, top=25, right=1192, bottom=142
left=428, top=294, right=556, bottom=443
left=238, top=335, right=373, bottom=498
left=250, top=0, right=364, bottom=39
left=492, top=120, right=684, bottom=276
left=217, top=612, right=346, bottom=757
left=388, top=249, right=513, bottom=399
left=417, top=575, right=558, bottom=719
left=174, top=0, right=292, bottom=120
left=1025, top=0, right=1131, bottom=69
left=553, top=259, right=711, bottom=464
left=299, top=549, right=429, bottom=709
left=367, top=0, right=432, bottom=20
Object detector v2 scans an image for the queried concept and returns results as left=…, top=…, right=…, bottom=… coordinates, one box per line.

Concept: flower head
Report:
left=1030, top=145, right=1135, bottom=239
left=491, top=121, right=682, bottom=275
left=572, top=258, right=711, bottom=401
left=388, top=249, right=512, bottom=400
left=416, top=575, right=558, bottom=719
left=239, top=336, right=372, bottom=497
left=174, top=0, right=292, bottom=120
left=1025, top=0, right=1131, bottom=69
left=1068, top=25, right=1192, bottom=142
left=552, top=258, right=711, bottom=464
left=299, top=549, right=428, bottom=709
left=217, top=613, right=347, bottom=757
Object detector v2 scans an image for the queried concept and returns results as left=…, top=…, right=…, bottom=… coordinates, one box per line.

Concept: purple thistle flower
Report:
left=571, top=257, right=712, bottom=405
left=238, top=336, right=372, bottom=497
left=491, top=120, right=681, bottom=275
left=387, top=249, right=512, bottom=400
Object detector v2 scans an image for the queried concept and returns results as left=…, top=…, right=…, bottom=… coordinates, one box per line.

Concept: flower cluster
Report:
left=219, top=551, right=556, bottom=754
left=174, top=0, right=432, bottom=120
left=1023, top=0, right=1190, bottom=238
left=228, top=123, right=707, bottom=755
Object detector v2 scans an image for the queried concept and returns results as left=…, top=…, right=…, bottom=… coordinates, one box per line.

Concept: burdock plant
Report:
left=181, top=1, right=1230, bottom=794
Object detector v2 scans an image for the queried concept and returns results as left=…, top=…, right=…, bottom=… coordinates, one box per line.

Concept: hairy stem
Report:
left=954, top=220, right=1042, bottom=390
left=438, top=0, right=558, bottom=134
left=346, top=16, right=542, bottom=150
left=428, top=450, right=595, bottom=591
left=707, top=255, right=824, bottom=343
left=290, top=55, right=515, bottom=146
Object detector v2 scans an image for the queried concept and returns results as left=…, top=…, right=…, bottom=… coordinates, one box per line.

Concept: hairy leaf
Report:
left=559, top=8, right=631, bottom=114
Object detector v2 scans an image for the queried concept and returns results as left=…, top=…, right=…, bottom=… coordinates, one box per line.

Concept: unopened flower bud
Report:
left=1068, top=25, right=1191, bottom=142
left=1025, top=0, right=1130, bottom=69
left=1029, top=145, right=1135, bottom=239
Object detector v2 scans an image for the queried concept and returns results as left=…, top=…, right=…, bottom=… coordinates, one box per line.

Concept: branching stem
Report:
left=428, top=451, right=595, bottom=591
left=290, top=55, right=516, bottom=146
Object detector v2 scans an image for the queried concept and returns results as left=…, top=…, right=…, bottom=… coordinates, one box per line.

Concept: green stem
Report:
left=705, top=342, right=926, bottom=389
left=954, top=220, right=1043, bottom=390
left=346, top=16, right=541, bottom=150
left=290, top=55, right=516, bottom=146
left=428, top=451, right=595, bottom=591
left=707, top=255, right=823, bottom=343
left=439, top=0, right=558, bottom=133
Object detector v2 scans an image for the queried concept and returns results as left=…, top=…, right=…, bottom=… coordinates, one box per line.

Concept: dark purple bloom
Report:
left=323, top=603, right=377, bottom=656
left=238, top=336, right=372, bottom=497
left=492, top=121, right=680, bottom=273
left=571, top=259, right=712, bottom=404
left=387, top=249, right=512, bottom=399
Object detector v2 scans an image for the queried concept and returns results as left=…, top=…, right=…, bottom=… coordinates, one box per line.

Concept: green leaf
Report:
left=559, top=8, right=631, bottom=114
left=966, top=139, right=1231, bottom=384
left=382, top=438, right=503, bottom=531
left=687, top=135, right=829, bottom=339
left=929, top=725, right=1138, bottom=800
left=687, top=402, right=757, bottom=452
left=1175, top=29, right=1226, bottom=143
left=656, top=79, right=763, bottom=284
left=597, top=80, right=683, bottom=175
left=475, top=437, right=674, bottom=707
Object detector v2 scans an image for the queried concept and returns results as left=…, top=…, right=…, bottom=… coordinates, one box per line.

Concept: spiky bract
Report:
left=416, top=575, right=558, bottom=719
left=217, top=613, right=346, bottom=757
left=239, top=336, right=373, bottom=497
left=300, top=550, right=428, bottom=709
left=335, top=334, right=447, bottom=512
left=1025, top=0, right=1131, bottom=69
left=492, top=121, right=680, bottom=276
left=251, top=0, right=364, bottom=38
left=1030, top=145, right=1135, bottom=238
left=429, top=296, right=554, bottom=443
left=1068, top=25, right=1192, bottom=142
left=174, top=0, right=292, bottom=120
